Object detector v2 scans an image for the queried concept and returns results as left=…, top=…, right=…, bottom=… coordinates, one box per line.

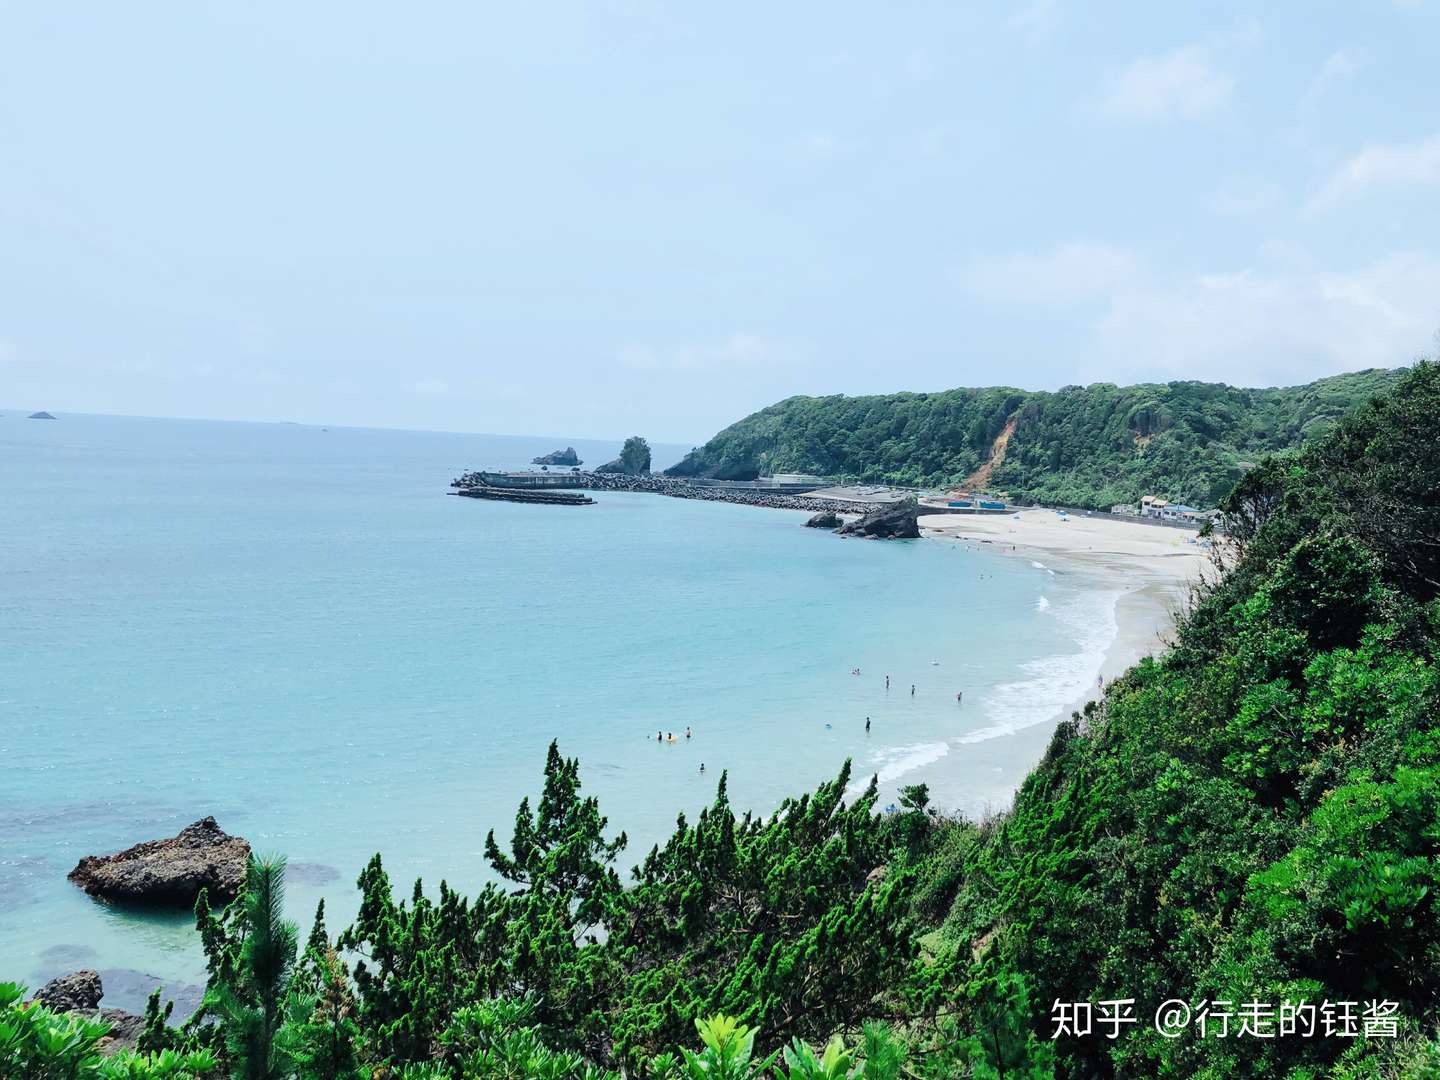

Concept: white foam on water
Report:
left=848, top=741, right=950, bottom=799
left=958, top=586, right=1121, bottom=747
left=1035, top=595, right=1051, bottom=612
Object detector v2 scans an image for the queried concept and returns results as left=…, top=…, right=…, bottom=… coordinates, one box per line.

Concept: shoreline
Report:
left=909, top=511, right=1206, bottom=818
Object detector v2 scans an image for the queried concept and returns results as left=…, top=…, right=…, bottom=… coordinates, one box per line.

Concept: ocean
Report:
left=0, top=412, right=1120, bottom=1010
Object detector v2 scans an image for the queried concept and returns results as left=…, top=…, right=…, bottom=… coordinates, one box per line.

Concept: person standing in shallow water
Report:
left=865, top=717, right=871, bottom=733
left=910, top=684, right=915, bottom=696
left=885, top=675, right=890, bottom=690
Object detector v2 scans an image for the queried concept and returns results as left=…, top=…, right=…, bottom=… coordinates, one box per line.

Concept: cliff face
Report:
left=665, top=369, right=1405, bottom=509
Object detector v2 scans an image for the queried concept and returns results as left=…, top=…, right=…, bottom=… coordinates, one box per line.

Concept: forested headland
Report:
left=9, top=363, right=1440, bottom=1079
left=665, top=368, right=1403, bottom=510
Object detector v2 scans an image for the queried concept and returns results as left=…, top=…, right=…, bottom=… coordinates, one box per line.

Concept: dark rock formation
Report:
left=68, top=816, right=250, bottom=907
left=30, top=970, right=145, bottom=1054
left=595, top=435, right=652, bottom=476
left=805, top=510, right=841, bottom=529
left=28, top=410, right=57, bottom=420
left=97, top=1009, right=146, bottom=1054
left=532, top=446, right=582, bottom=466
left=836, top=498, right=920, bottom=539
left=32, top=969, right=103, bottom=1012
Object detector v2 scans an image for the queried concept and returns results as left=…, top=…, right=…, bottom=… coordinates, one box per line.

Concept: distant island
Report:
left=28, top=410, right=57, bottom=420
left=666, top=368, right=1403, bottom=510
left=532, top=446, right=582, bottom=466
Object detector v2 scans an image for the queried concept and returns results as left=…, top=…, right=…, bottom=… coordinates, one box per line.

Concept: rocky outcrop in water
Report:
left=532, top=447, right=582, bottom=466
left=805, top=511, right=841, bottom=529
left=30, top=971, right=145, bottom=1054
left=29, top=411, right=57, bottom=420
left=595, top=435, right=652, bottom=475
left=32, top=969, right=103, bottom=1012
left=68, top=816, right=250, bottom=907
left=836, top=498, right=920, bottom=539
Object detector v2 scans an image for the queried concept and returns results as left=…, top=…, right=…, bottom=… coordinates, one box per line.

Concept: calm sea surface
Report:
left=0, top=412, right=1117, bottom=1008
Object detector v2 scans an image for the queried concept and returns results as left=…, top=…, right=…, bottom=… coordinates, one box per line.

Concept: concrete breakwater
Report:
left=454, top=486, right=595, bottom=506
left=450, top=470, right=867, bottom=514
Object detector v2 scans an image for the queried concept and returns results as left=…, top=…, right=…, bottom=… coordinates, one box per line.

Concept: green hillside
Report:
left=666, top=368, right=1405, bottom=509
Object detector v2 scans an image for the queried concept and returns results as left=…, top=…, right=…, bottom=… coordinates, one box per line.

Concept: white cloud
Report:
left=1096, top=254, right=1440, bottom=384
left=409, top=377, right=450, bottom=396
left=617, top=333, right=802, bottom=373
left=799, top=132, right=863, bottom=159
left=1098, top=45, right=1233, bottom=121
left=1008, top=0, right=1060, bottom=43
left=957, top=243, right=1137, bottom=304
left=1302, top=47, right=1361, bottom=110
left=1309, top=133, right=1440, bottom=209
left=1207, top=175, right=1283, bottom=216
left=965, top=243, right=1439, bottom=386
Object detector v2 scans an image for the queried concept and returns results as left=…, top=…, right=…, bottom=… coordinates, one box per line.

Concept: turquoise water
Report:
left=0, top=412, right=1117, bottom=1009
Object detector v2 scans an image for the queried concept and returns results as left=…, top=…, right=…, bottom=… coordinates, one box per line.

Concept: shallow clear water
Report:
left=0, top=412, right=1117, bottom=1009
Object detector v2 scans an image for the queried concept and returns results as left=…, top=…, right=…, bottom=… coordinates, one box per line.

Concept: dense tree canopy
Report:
left=666, top=369, right=1404, bottom=509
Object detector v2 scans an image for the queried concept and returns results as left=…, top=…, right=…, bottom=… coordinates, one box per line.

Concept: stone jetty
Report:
left=455, top=486, right=594, bottom=506
left=451, top=470, right=873, bottom=515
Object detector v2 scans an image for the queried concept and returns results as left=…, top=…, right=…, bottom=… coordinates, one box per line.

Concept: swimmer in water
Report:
left=685, top=726, right=692, bottom=739
left=865, top=716, right=871, bottom=733
left=956, top=691, right=963, bottom=706
left=910, top=684, right=916, bottom=696
left=700, top=762, right=705, bottom=774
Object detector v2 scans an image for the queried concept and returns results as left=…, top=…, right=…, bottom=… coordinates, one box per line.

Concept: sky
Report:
left=2, top=3, right=1438, bottom=444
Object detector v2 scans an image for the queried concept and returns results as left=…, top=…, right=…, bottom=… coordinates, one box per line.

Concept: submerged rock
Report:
left=68, top=816, right=250, bottom=907
left=804, top=510, right=841, bottom=529
left=532, top=446, right=582, bottom=466
left=836, top=498, right=920, bottom=540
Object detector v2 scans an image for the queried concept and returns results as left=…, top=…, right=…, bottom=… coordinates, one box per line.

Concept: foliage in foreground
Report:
left=15, top=362, right=1440, bottom=1078
left=0, top=981, right=215, bottom=1079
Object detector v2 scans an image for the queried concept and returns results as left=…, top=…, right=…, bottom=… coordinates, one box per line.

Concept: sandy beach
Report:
left=918, top=507, right=1211, bottom=582
left=920, top=508, right=1215, bottom=773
